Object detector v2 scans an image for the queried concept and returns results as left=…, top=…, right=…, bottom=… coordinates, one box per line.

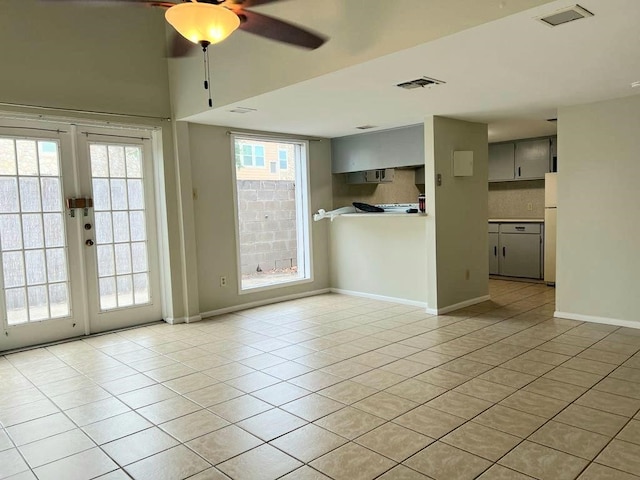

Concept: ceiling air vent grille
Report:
left=538, top=4, right=593, bottom=27
left=228, top=107, right=257, bottom=114
left=396, top=76, right=445, bottom=90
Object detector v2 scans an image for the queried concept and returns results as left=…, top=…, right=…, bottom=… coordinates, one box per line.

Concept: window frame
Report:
left=230, top=134, right=313, bottom=294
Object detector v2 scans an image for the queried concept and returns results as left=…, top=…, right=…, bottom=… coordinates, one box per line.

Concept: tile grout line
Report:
left=3, top=282, right=639, bottom=480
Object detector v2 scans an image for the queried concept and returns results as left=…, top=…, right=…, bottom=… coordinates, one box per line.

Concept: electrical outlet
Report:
left=220, top=276, right=227, bottom=287
left=527, top=202, right=533, bottom=211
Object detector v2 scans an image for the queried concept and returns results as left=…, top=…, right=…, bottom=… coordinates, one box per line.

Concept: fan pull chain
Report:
left=206, top=49, right=213, bottom=108
left=200, top=40, right=213, bottom=108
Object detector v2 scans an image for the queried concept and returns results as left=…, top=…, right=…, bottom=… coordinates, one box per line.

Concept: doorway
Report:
left=0, top=119, right=162, bottom=351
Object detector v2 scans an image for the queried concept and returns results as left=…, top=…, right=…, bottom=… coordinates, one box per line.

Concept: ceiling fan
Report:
left=45, top=0, right=327, bottom=106
left=45, top=0, right=327, bottom=57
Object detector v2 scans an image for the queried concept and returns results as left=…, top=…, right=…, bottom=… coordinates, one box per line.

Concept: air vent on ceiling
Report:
left=396, top=76, right=445, bottom=90
left=356, top=125, right=377, bottom=130
left=538, top=4, right=593, bottom=27
left=228, top=107, right=257, bottom=114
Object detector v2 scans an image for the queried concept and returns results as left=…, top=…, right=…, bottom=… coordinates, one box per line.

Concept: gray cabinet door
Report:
left=331, top=125, right=424, bottom=173
left=488, top=232, right=499, bottom=275
left=499, top=233, right=542, bottom=278
left=514, top=138, right=550, bottom=180
left=488, top=143, right=515, bottom=181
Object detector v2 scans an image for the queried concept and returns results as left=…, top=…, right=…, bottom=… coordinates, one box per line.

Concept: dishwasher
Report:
left=498, top=223, right=543, bottom=279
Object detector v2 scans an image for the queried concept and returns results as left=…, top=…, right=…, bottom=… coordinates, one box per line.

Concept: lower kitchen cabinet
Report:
left=489, top=222, right=543, bottom=279
left=488, top=224, right=500, bottom=275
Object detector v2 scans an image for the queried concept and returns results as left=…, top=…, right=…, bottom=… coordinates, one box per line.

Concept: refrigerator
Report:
left=544, top=173, right=557, bottom=285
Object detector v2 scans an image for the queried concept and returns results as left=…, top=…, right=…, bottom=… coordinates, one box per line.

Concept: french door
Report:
left=0, top=120, right=162, bottom=352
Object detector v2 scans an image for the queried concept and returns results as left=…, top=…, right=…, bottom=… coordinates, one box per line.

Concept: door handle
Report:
left=494, top=246, right=497, bottom=256
left=85, top=239, right=94, bottom=247
left=502, top=246, right=506, bottom=257
left=518, top=167, right=521, bottom=177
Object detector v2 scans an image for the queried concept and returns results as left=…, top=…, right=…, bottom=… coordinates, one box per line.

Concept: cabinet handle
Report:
left=515, top=226, right=525, bottom=231
left=494, top=246, right=497, bottom=256
left=518, top=167, right=521, bottom=177
left=503, top=247, right=506, bottom=257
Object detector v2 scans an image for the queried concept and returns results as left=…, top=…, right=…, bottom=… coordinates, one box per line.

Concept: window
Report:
left=278, top=148, right=288, bottom=170
left=232, top=135, right=312, bottom=291
left=239, top=143, right=265, bottom=167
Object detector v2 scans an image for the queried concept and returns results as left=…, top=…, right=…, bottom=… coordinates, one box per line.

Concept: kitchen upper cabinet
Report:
left=489, top=136, right=551, bottom=182
left=332, top=124, right=424, bottom=173
left=515, top=138, right=550, bottom=180
left=346, top=169, right=395, bottom=184
left=488, top=143, right=515, bottom=181
left=550, top=135, right=558, bottom=172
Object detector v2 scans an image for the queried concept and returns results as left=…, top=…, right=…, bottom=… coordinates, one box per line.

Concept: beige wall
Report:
left=556, top=94, right=640, bottom=325
left=0, top=1, right=171, bottom=118
left=329, top=217, right=427, bottom=304
left=186, top=124, right=331, bottom=314
left=488, top=180, right=545, bottom=219
left=332, top=169, right=422, bottom=208
left=425, top=116, right=489, bottom=311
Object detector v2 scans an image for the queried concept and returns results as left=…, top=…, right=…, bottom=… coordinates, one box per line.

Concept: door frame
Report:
left=75, top=125, right=163, bottom=333
left=0, top=114, right=170, bottom=352
left=0, top=119, right=88, bottom=350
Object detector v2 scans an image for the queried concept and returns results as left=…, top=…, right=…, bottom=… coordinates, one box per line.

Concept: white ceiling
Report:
left=182, top=0, right=640, bottom=141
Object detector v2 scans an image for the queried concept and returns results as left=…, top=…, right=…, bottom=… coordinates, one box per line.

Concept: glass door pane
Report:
left=0, top=137, right=70, bottom=325
left=89, top=143, right=151, bottom=311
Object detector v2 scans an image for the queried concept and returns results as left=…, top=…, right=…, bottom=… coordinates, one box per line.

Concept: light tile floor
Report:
left=1, top=280, right=640, bottom=479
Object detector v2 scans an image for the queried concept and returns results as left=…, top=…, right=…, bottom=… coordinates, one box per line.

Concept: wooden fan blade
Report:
left=169, top=31, right=197, bottom=57
left=237, top=10, right=326, bottom=50
left=228, top=0, right=281, bottom=7
left=39, top=0, right=177, bottom=6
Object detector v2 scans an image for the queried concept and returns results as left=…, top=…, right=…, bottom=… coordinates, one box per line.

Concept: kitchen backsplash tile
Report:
left=489, top=180, right=544, bottom=219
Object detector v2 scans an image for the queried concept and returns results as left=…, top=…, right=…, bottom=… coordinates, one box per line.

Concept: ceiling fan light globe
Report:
left=165, top=3, right=240, bottom=46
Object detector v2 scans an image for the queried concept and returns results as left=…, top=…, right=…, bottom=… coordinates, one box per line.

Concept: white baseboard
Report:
left=329, top=288, right=427, bottom=309
left=426, top=295, right=491, bottom=315
left=200, top=289, right=331, bottom=319
left=554, top=311, right=640, bottom=330
left=164, top=314, right=202, bottom=324
left=163, top=317, right=185, bottom=325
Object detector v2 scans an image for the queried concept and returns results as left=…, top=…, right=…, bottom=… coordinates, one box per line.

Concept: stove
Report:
left=375, top=203, right=419, bottom=213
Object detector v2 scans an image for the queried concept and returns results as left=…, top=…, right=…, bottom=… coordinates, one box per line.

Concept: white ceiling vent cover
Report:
left=396, top=76, right=445, bottom=90
left=538, top=4, right=593, bottom=27
left=228, top=107, right=257, bottom=114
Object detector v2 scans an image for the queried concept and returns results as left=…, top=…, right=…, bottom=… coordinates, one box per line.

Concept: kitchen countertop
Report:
left=340, top=212, right=428, bottom=217
left=489, top=218, right=544, bottom=223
